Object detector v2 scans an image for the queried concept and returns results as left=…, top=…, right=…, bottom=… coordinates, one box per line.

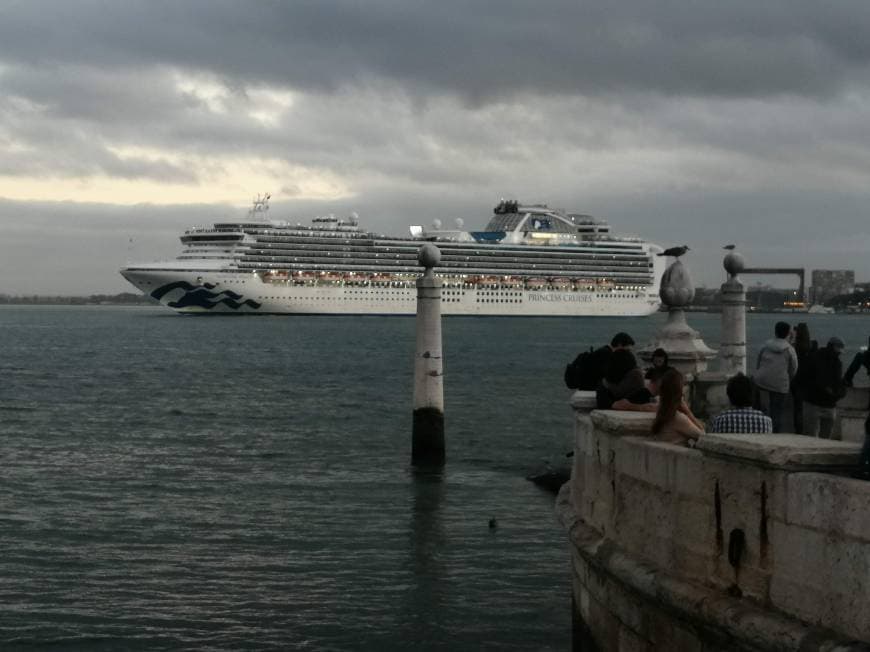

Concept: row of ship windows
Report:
left=258, top=296, right=415, bottom=301
left=253, top=293, right=641, bottom=302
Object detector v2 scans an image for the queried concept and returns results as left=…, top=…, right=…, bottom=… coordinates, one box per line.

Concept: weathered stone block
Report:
left=786, top=472, right=870, bottom=542
left=570, top=390, right=598, bottom=411
left=614, top=438, right=703, bottom=494
left=769, top=521, right=870, bottom=640
left=591, top=410, right=656, bottom=437
left=698, top=432, right=861, bottom=470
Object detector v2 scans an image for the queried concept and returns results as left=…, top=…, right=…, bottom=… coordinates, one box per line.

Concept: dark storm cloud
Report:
left=2, top=0, right=870, bottom=101
left=2, top=1, right=870, bottom=293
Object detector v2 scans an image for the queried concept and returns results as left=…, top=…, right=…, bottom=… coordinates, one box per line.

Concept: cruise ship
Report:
left=120, top=196, right=665, bottom=316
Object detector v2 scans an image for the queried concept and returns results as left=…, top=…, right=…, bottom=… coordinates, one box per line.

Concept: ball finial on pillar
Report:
left=659, top=259, right=695, bottom=308
left=724, top=251, right=745, bottom=279
left=418, top=243, right=441, bottom=269
left=640, top=253, right=716, bottom=378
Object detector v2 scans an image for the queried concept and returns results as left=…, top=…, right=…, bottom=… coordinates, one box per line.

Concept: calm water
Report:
left=1, top=306, right=868, bottom=651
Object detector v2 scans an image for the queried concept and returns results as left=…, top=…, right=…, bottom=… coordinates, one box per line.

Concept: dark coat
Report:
left=844, top=350, right=870, bottom=384
left=791, top=348, right=814, bottom=398
left=804, top=347, right=846, bottom=408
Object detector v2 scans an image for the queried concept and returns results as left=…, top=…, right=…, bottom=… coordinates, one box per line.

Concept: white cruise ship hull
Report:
left=121, top=268, right=661, bottom=316
left=121, top=197, right=666, bottom=318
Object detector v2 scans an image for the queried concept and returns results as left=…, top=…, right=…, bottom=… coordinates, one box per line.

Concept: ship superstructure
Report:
left=121, top=196, right=665, bottom=316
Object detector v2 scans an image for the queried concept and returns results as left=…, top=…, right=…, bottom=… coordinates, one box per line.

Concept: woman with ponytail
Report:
left=651, top=369, right=705, bottom=446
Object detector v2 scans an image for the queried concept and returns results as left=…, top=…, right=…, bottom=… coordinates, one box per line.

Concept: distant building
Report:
left=810, top=269, right=855, bottom=305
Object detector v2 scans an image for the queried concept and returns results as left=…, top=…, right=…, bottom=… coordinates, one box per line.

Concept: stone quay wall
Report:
left=557, top=393, right=870, bottom=651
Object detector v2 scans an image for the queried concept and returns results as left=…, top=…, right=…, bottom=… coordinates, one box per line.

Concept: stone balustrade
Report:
left=559, top=391, right=870, bottom=650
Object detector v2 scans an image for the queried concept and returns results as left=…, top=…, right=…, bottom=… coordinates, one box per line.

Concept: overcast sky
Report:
left=2, top=0, right=870, bottom=294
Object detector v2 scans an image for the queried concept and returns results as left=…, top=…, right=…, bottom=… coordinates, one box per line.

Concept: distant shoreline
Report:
left=0, top=293, right=155, bottom=306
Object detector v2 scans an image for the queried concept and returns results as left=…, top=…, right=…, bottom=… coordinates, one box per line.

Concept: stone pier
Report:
left=559, top=395, right=870, bottom=650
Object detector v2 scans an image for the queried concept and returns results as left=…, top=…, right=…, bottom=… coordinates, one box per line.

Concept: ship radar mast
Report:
left=248, top=193, right=271, bottom=220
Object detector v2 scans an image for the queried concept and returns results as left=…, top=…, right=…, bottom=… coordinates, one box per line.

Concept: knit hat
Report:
left=828, top=336, right=845, bottom=349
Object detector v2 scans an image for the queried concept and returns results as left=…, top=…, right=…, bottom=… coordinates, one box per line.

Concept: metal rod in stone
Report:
left=412, top=243, right=445, bottom=466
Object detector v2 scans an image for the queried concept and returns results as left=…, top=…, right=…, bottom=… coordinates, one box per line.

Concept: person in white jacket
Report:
left=754, top=321, right=799, bottom=433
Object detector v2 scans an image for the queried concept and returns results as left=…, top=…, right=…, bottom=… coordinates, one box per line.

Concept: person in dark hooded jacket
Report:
left=803, top=337, right=846, bottom=438
left=596, top=349, right=650, bottom=409
left=790, top=323, right=813, bottom=434
left=645, top=348, right=672, bottom=380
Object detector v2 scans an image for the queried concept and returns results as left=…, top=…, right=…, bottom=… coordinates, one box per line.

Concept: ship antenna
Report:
left=248, top=193, right=271, bottom=219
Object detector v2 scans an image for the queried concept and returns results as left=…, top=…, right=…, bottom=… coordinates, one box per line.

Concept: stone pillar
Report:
left=412, top=243, right=445, bottom=466
left=719, top=250, right=747, bottom=375
left=639, top=258, right=716, bottom=379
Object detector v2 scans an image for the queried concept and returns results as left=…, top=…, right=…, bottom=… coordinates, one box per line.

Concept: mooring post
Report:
left=412, top=243, right=445, bottom=466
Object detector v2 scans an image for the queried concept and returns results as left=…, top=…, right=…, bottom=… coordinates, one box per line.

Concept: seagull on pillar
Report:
left=723, top=244, right=736, bottom=250
left=657, top=245, right=690, bottom=258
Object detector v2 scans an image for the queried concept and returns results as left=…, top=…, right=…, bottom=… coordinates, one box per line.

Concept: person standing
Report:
left=803, top=337, right=847, bottom=438
left=843, top=335, right=870, bottom=475
left=790, top=323, right=813, bottom=434
left=754, top=321, right=798, bottom=433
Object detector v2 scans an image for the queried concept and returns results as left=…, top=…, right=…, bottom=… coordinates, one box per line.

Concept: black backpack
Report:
left=564, top=347, right=597, bottom=390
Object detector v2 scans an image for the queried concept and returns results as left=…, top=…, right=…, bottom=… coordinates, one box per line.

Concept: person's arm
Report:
left=678, top=399, right=705, bottom=432
left=788, top=347, right=798, bottom=379
left=675, top=411, right=705, bottom=438
left=611, top=398, right=657, bottom=412
left=834, top=360, right=846, bottom=399
left=844, top=352, right=862, bottom=386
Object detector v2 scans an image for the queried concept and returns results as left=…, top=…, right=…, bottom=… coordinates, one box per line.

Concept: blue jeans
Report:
left=759, top=390, right=788, bottom=433
left=803, top=402, right=836, bottom=438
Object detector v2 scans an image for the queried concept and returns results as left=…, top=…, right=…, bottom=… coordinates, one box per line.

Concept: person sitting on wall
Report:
left=564, top=332, right=635, bottom=391
left=650, top=369, right=705, bottom=446
left=596, top=349, right=647, bottom=409
left=710, top=373, right=773, bottom=434
left=644, top=348, right=672, bottom=380
left=612, top=366, right=667, bottom=412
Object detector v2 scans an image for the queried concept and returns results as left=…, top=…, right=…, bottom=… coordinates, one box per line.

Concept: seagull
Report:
left=723, top=244, right=736, bottom=250
left=657, top=245, right=690, bottom=258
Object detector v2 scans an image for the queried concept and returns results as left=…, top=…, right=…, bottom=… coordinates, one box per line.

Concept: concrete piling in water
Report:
left=412, top=243, right=445, bottom=466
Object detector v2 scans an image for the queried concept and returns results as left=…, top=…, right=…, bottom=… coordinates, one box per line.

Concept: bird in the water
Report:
left=723, top=244, right=736, bottom=250
left=488, top=517, right=498, bottom=529
left=657, top=245, right=690, bottom=258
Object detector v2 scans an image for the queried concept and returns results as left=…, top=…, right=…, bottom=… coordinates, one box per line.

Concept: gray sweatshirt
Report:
left=755, top=338, right=798, bottom=394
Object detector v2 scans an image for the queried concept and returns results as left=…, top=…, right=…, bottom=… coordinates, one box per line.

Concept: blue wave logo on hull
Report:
left=151, top=281, right=261, bottom=311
